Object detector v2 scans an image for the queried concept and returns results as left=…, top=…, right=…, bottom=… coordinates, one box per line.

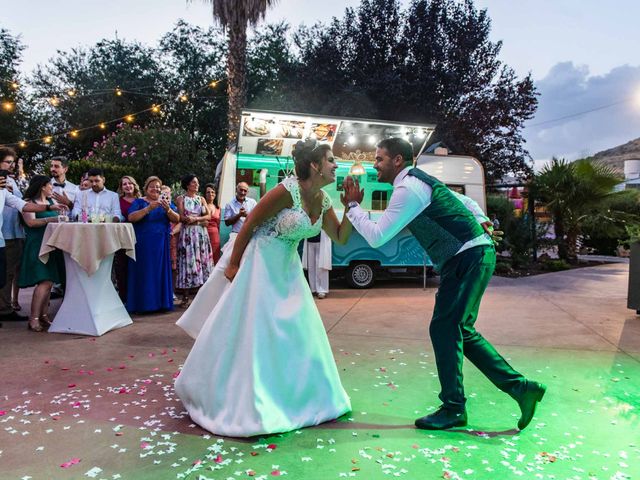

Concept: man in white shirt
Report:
left=0, top=169, right=62, bottom=326
left=71, top=168, right=122, bottom=222
left=224, top=182, right=257, bottom=237
left=49, top=156, right=79, bottom=210
left=0, top=147, right=27, bottom=322
left=342, top=138, right=545, bottom=431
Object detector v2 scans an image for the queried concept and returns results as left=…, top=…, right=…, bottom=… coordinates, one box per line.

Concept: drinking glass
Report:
left=57, top=206, right=69, bottom=223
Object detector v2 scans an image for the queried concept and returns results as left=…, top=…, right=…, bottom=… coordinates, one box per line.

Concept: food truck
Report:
left=216, top=110, right=486, bottom=288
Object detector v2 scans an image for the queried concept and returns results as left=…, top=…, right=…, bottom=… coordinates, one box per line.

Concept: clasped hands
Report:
left=340, top=176, right=364, bottom=207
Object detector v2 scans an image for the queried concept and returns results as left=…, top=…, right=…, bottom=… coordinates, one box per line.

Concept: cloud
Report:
left=524, top=61, right=640, bottom=167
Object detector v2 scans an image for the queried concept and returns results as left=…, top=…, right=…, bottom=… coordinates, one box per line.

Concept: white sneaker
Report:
left=317, top=293, right=327, bottom=299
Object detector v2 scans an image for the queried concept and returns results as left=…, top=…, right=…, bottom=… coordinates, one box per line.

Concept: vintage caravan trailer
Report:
left=216, top=110, right=486, bottom=288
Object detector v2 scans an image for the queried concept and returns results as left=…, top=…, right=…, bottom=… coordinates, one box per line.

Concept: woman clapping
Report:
left=126, top=176, right=179, bottom=313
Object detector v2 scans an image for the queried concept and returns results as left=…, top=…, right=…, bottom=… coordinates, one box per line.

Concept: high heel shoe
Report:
left=40, top=314, right=52, bottom=330
left=28, top=317, right=44, bottom=332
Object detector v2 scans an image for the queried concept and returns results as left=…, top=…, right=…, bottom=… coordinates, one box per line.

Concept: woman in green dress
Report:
left=19, top=175, right=64, bottom=332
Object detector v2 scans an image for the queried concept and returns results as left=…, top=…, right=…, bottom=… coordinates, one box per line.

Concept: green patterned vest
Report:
left=406, top=168, right=485, bottom=272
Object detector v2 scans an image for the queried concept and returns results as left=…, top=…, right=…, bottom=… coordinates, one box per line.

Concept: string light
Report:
left=10, top=82, right=19, bottom=90
left=0, top=77, right=224, bottom=148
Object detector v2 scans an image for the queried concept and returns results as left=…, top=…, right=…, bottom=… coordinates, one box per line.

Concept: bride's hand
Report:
left=224, top=263, right=239, bottom=282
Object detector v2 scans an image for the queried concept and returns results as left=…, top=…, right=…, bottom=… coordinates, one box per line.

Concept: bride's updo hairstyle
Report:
left=292, top=138, right=331, bottom=181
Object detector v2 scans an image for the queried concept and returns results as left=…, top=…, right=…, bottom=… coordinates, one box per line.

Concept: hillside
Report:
left=592, top=137, right=640, bottom=172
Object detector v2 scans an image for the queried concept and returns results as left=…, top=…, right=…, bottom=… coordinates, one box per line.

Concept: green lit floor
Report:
left=1, top=263, right=638, bottom=480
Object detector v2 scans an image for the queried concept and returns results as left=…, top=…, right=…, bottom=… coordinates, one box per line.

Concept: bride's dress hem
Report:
left=186, top=403, right=352, bottom=438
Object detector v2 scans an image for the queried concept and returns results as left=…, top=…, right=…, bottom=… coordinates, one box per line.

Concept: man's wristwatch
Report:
left=347, top=201, right=360, bottom=210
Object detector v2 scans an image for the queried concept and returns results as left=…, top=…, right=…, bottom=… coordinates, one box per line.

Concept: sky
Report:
left=3, top=0, right=640, bottom=166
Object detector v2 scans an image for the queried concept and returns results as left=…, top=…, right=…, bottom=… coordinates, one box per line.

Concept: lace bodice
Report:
left=254, top=177, right=332, bottom=245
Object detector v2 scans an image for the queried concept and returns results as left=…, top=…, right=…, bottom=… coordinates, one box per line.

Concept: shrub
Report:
left=542, top=259, right=570, bottom=272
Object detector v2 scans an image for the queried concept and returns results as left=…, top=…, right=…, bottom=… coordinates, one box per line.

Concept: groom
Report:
left=342, top=138, right=545, bottom=431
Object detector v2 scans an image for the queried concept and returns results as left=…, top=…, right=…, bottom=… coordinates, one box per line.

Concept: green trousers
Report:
left=430, top=245, right=526, bottom=410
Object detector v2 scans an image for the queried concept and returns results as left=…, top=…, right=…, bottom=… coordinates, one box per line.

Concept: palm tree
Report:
left=532, top=157, right=623, bottom=262
left=195, top=0, right=277, bottom=147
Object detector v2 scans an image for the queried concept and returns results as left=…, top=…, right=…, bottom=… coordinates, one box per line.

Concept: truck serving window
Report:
left=371, top=190, right=389, bottom=210
left=237, top=168, right=254, bottom=186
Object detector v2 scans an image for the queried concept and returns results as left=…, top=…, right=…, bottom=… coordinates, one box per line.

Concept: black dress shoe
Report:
left=415, top=406, right=468, bottom=430
left=0, top=311, right=28, bottom=322
left=516, top=381, right=546, bottom=430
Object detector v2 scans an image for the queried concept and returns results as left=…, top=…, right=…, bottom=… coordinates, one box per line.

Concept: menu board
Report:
left=238, top=111, right=434, bottom=162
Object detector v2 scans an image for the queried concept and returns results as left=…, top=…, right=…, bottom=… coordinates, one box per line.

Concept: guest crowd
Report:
left=0, top=146, right=237, bottom=332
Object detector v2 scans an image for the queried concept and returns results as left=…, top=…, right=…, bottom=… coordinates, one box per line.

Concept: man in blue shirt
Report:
left=224, top=182, right=257, bottom=237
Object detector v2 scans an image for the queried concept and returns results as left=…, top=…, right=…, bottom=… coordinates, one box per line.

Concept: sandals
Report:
left=28, top=317, right=44, bottom=332
left=40, top=314, right=52, bottom=329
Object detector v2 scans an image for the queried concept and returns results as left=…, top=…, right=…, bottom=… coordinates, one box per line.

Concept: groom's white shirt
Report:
left=346, top=166, right=492, bottom=254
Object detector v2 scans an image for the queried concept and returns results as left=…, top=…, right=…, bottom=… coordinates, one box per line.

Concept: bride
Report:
left=175, top=139, right=354, bottom=437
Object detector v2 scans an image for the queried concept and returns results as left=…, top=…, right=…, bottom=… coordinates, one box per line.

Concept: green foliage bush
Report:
left=487, top=195, right=534, bottom=268
left=542, top=259, right=571, bottom=272
left=582, top=189, right=640, bottom=254
left=80, top=124, right=214, bottom=190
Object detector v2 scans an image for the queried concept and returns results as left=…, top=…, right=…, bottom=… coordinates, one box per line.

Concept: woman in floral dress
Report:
left=175, top=174, right=212, bottom=307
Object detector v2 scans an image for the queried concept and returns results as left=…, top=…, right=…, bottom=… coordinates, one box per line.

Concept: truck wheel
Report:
left=347, top=263, right=375, bottom=289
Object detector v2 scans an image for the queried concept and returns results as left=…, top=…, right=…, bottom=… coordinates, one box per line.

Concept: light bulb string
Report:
left=0, top=80, right=223, bottom=148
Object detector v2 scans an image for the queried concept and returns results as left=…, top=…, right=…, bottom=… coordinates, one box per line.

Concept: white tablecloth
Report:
left=38, top=223, right=137, bottom=336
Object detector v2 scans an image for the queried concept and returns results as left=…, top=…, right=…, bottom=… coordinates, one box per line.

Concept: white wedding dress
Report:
left=175, top=177, right=351, bottom=437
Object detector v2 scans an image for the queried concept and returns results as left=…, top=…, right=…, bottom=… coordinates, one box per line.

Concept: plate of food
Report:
left=311, top=123, right=337, bottom=141
left=243, top=117, right=270, bottom=137
left=276, top=120, right=305, bottom=139
left=257, top=139, right=284, bottom=155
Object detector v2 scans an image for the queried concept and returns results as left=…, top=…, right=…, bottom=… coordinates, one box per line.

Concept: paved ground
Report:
left=1, top=263, right=638, bottom=480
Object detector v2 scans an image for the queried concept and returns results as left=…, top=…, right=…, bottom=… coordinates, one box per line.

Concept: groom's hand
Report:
left=341, top=176, right=364, bottom=207
left=481, top=221, right=503, bottom=244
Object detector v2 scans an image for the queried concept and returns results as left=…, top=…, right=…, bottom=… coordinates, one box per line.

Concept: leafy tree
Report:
left=196, top=0, right=278, bottom=146
left=158, top=20, right=228, bottom=163
left=81, top=123, right=212, bottom=189
left=0, top=28, right=27, bottom=146
left=532, top=158, right=623, bottom=263
left=29, top=38, right=163, bottom=159
left=246, top=22, right=296, bottom=111
left=285, top=0, right=536, bottom=181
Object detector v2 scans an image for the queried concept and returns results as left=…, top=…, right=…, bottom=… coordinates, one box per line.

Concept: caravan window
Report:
left=371, top=190, right=389, bottom=210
